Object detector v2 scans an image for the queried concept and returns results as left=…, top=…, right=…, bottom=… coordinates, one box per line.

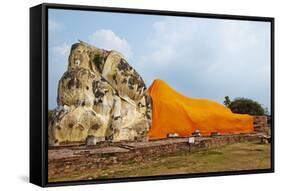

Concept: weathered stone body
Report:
left=49, top=41, right=152, bottom=146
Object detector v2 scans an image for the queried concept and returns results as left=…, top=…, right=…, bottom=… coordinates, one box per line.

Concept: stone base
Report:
left=48, top=132, right=265, bottom=178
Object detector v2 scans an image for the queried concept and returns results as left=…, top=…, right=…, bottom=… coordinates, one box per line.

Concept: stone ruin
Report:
left=48, top=41, right=152, bottom=146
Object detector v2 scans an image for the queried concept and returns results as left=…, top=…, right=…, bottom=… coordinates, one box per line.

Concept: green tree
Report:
left=223, top=96, right=231, bottom=108
left=264, top=107, right=269, bottom=115
left=48, top=110, right=54, bottom=121
left=228, top=97, right=266, bottom=116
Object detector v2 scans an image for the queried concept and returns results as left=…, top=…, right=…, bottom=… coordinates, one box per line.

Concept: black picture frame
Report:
left=30, top=3, right=275, bottom=187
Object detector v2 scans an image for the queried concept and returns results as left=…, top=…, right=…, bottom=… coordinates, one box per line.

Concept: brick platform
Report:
left=48, top=132, right=265, bottom=177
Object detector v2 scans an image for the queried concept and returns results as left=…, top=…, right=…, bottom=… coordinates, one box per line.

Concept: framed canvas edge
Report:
left=29, top=3, right=275, bottom=187
left=30, top=4, right=44, bottom=187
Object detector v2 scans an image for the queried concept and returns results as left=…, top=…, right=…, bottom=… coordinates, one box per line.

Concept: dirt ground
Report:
left=49, top=141, right=271, bottom=182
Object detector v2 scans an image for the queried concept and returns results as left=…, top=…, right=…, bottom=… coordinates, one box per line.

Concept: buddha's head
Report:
left=68, top=42, right=91, bottom=70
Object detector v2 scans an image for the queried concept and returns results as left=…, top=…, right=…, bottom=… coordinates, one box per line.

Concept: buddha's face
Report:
left=68, top=44, right=91, bottom=70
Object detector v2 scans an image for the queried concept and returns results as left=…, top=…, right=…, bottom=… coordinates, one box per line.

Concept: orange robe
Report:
left=148, top=79, right=253, bottom=139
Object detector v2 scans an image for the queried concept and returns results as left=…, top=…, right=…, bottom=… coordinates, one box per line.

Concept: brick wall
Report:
left=48, top=133, right=263, bottom=179
left=253, top=116, right=269, bottom=132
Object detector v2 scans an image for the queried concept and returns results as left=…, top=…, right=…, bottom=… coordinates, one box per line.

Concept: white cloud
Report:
left=49, top=19, right=63, bottom=32
left=139, top=18, right=197, bottom=69
left=53, top=43, right=71, bottom=56
left=140, top=46, right=176, bottom=67
left=136, top=17, right=271, bottom=108
left=90, top=29, right=132, bottom=58
left=140, top=17, right=270, bottom=73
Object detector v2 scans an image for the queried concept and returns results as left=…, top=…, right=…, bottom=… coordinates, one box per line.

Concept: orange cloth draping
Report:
left=148, top=79, right=253, bottom=139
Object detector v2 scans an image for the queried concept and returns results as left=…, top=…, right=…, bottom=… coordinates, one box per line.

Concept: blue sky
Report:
left=48, top=8, right=271, bottom=111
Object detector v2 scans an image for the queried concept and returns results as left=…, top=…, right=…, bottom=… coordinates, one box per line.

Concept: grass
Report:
left=49, top=141, right=271, bottom=182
